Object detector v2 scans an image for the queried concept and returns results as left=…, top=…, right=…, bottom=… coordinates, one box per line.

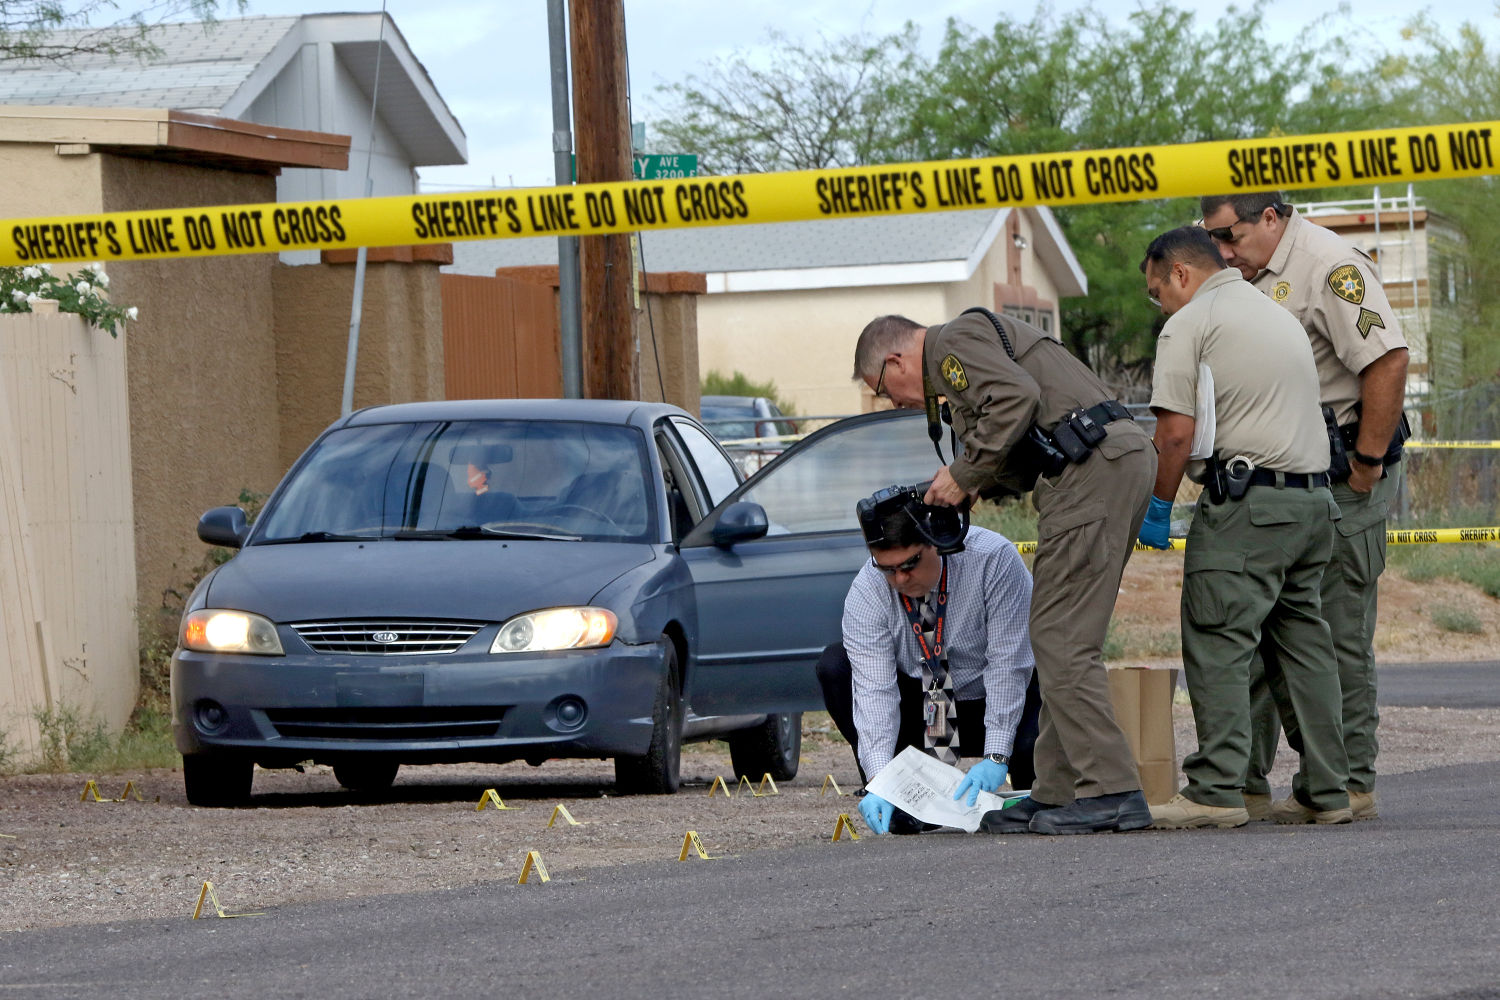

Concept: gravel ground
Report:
left=5, top=698, right=1500, bottom=933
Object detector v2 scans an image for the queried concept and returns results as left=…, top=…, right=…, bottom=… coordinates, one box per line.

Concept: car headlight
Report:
left=491, top=607, right=617, bottom=653
left=181, top=609, right=284, bottom=655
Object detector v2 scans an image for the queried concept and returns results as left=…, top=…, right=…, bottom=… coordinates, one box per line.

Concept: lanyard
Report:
left=899, top=557, right=948, bottom=676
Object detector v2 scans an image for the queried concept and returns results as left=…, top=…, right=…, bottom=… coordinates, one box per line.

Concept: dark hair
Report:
left=867, top=509, right=926, bottom=551
left=1198, top=192, right=1292, bottom=222
left=1140, top=226, right=1227, bottom=275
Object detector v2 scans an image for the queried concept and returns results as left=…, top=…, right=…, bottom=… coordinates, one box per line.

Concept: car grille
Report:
left=264, top=707, right=506, bottom=741
left=291, top=620, right=483, bottom=655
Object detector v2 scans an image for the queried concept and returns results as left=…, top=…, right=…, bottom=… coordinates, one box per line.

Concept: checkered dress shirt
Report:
left=842, top=526, right=1035, bottom=781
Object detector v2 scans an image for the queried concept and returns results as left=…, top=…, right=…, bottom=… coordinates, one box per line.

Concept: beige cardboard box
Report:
left=1106, top=667, right=1180, bottom=805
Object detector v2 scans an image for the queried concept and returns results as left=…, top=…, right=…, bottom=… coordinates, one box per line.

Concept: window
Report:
left=670, top=418, right=742, bottom=510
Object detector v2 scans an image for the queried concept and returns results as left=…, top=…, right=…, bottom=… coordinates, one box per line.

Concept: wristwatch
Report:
left=1351, top=449, right=1385, bottom=467
left=984, top=753, right=1010, bottom=766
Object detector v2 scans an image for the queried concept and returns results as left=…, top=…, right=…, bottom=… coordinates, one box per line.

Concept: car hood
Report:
left=201, top=540, right=658, bottom=622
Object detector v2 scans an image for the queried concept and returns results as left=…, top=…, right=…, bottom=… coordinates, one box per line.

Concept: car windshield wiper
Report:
left=392, top=526, right=582, bottom=542
left=258, top=531, right=372, bottom=545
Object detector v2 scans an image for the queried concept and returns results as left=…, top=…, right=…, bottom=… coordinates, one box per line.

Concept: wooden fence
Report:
left=440, top=273, right=562, bottom=400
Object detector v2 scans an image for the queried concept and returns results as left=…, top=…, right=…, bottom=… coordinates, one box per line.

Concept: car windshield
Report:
left=255, top=419, right=655, bottom=543
left=699, top=402, right=757, bottom=440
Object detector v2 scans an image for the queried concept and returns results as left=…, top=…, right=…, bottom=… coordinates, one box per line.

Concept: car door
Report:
left=677, top=408, right=950, bottom=715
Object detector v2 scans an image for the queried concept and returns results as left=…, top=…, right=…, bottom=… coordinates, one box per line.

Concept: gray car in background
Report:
left=172, top=399, right=942, bottom=805
left=700, top=394, right=799, bottom=473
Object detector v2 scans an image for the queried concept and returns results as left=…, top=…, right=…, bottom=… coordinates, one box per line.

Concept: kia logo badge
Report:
left=371, top=631, right=399, bottom=644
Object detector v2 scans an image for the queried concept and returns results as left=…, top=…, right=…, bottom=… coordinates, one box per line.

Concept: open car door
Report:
left=678, top=408, right=952, bottom=716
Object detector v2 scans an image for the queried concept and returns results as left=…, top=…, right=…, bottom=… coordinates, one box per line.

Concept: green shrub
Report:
left=34, top=704, right=112, bottom=773
left=1430, top=605, right=1484, bottom=635
left=1388, top=545, right=1500, bottom=599
left=969, top=496, right=1039, bottom=543
left=700, top=370, right=797, bottom=416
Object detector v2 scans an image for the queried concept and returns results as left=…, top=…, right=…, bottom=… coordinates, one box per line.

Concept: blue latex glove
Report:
left=954, top=758, right=1008, bottom=807
left=859, top=791, right=895, bottom=834
left=1138, top=495, right=1174, bottom=549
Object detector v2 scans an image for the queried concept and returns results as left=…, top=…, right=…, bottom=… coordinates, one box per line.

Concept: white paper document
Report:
left=865, top=746, right=1011, bottom=833
left=1188, top=362, right=1216, bottom=460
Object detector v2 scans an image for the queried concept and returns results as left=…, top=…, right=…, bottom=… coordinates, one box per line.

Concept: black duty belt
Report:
left=1083, top=399, right=1133, bottom=426
left=1245, top=469, right=1330, bottom=489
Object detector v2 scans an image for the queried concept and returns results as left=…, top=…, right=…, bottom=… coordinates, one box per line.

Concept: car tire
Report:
left=728, top=712, right=802, bottom=782
left=182, top=753, right=253, bottom=808
left=613, top=640, right=683, bottom=795
left=333, top=759, right=400, bottom=793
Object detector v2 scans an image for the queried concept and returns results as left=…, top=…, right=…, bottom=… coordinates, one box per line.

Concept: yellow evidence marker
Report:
left=116, top=781, right=144, bottom=802
left=833, top=814, right=861, bottom=842
left=547, top=804, right=581, bottom=827
left=821, top=775, right=845, bottom=797
left=79, top=780, right=106, bottom=802
left=476, top=788, right=518, bottom=811
left=753, top=774, right=779, bottom=797
left=708, top=775, right=732, bottom=798
left=735, top=775, right=754, bottom=795
left=678, top=830, right=714, bottom=861
left=191, top=881, right=265, bottom=919
left=518, top=851, right=551, bottom=884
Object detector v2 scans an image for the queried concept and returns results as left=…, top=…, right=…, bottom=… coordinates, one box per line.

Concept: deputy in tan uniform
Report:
left=1137, top=226, right=1350, bottom=829
left=1201, top=192, right=1409, bottom=822
left=852, top=310, right=1155, bottom=835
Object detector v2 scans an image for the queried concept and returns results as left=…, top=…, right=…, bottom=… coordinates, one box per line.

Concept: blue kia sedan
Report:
left=172, top=399, right=939, bottom=805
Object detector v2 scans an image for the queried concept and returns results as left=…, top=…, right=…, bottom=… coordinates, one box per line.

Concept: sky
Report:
left=113, top=0, right=1500, bottom=191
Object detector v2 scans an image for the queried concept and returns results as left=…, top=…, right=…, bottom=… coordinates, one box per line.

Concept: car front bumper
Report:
left=171, top=640, right=666, bottom=766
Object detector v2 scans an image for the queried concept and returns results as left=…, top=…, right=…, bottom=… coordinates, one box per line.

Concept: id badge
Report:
left=924, top=689, right=951, bottom=742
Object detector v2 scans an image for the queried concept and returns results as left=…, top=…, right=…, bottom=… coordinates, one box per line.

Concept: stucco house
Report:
left=449, top=206, right=1088, bottom=417
left=0, top=13, right=467, bottom=732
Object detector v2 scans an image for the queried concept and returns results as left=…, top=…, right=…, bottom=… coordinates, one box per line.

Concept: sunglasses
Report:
left=1204, top=217, right=1251, bottom=245
left=871, top=550, right=924, bottom=576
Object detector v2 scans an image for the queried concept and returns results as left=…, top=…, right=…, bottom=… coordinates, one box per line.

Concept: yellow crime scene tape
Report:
left=1403, top=441, right=1500, bottom=449
left=1012, top=526, right=1500, bottom=553
left=3, top=120, right=1499, bottom=266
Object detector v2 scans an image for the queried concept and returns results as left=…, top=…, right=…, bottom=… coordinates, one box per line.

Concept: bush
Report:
left=701, top=370, right=797, bottom=416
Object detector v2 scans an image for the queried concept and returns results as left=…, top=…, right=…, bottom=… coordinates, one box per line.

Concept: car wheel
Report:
left=182, top=754, right=253, bottom=808
left=728, top=712, right=802, bottom=782
left=333, top=759, right=400, bottom=793
left=613, top=640, right=683, bottom=795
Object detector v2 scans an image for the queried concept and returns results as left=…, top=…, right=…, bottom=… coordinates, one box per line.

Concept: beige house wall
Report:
left=696, top=209, right=1075, bottom=419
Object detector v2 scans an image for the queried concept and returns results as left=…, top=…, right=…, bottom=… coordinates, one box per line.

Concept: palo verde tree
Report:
left=0, top=0, right=243, bottom=62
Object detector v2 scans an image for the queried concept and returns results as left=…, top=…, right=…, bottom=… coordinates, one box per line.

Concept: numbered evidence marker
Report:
left=116, top=781, right=144, bottom=802
left=191, top=881, right=264, bottom=919
left=678, top=830, right=715, bottom=861
left=547, top=804, right=581, bottom=827
left=820, top=775, right=845, bottom=797
left=753, top=774, right=779, bottom=797
left=476, top=788, right=518, bottom=811
left=79, top=780, right=106, bottom=802
left=518, top=851, right=551, bottom=884
left=707, top=776, right=732, bottom=798
left=832, top=814, right=861, bottom=842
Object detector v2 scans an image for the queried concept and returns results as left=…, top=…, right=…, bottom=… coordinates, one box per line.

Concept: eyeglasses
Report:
left=1203, top=217, right=1251, bottom=245
left=1147, top=285, right=1163, bottom=309
left=871, top=550, right=924, bottom=576
left=873, top=356, right=894, bottom=399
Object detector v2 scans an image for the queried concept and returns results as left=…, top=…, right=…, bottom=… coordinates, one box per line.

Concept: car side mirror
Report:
left=198, top=506, right=250, bottom=549
left=710, top=501, right=769, bottom=548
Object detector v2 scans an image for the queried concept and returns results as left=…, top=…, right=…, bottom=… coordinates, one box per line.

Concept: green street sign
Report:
left=633, top=154, right=698, bottom=180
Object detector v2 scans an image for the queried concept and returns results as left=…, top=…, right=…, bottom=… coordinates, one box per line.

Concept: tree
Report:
left=649, top=26, right=924, bottom=174
left=0, top=1, right=243, bottom=63
left=647, top=3, right=1393, bottom=384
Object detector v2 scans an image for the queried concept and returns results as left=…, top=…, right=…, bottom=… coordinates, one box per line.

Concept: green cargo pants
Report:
left=1245, top=462, right=1400, bottom=798
left=1180, top=484, right=1349, bottom=813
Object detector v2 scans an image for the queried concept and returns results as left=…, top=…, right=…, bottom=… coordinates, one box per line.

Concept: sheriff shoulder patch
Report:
left=940, top=354, right=968, bottom=391
left=1272, top=281, right=1291, bottom=302
left=1327, top=264, right=1366, bottom=305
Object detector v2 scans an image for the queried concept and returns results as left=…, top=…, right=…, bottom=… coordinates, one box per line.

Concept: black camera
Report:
left=855, top=481, right=970, bottom=555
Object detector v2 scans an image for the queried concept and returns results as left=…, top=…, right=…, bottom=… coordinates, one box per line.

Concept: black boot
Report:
left=977, top=795, right=1062, bottom=834
left=1028, top=790, right=1152, bottom=835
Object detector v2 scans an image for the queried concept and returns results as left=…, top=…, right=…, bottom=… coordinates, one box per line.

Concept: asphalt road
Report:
left=3, top=757, right=1499, bottom=1000
left=1378, top=661, right=1500, bottom=708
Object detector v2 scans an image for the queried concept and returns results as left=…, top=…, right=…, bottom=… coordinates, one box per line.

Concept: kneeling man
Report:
left=816, top=489, right=1041, bottom=834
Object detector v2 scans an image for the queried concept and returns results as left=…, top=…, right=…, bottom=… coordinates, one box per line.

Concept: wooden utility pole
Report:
left=569, top=0, right=637, bottom=400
